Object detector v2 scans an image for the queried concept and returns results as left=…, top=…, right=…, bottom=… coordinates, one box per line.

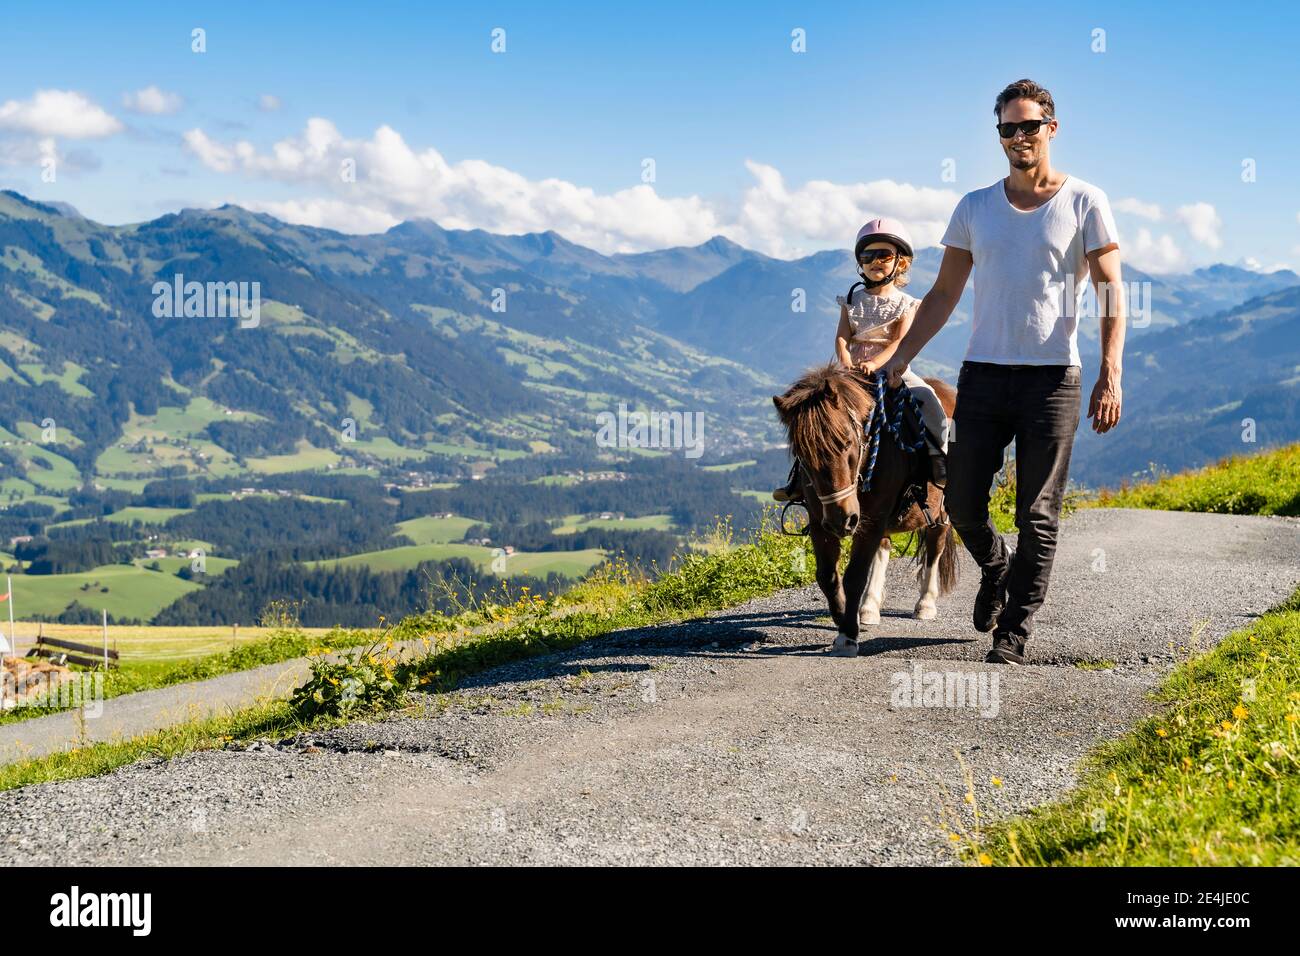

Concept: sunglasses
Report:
left=997, top=118, right=1053, bottom=139
left=857, top=249, right=898, bottom=264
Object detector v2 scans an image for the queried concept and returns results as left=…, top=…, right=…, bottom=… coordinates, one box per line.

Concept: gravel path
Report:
left=1, top=508, right=1296, bottom=866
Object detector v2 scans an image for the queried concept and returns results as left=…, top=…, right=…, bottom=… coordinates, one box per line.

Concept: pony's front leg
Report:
left=859, top=536, right=892, bottom=626
left=808, top=524, right=846, bottom=629
left=829, top=528, right=877, bottom=657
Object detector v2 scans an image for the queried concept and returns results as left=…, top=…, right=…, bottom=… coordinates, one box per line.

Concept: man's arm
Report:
left=1086, top=244, right=1124, bottom=434
left=883, top=246, right=971, bottom=384
left=862, top=307, right=913, bottom=374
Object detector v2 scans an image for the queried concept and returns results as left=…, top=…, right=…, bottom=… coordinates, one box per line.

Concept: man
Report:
left=883, top=78, right=1125, bottom=665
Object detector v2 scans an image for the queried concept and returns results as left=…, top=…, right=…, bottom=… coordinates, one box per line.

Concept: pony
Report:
left=772, top=364, right=959, bottom=657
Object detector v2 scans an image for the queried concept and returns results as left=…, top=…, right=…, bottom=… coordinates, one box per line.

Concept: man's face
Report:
left=998, top=98, right=1056, bottom=171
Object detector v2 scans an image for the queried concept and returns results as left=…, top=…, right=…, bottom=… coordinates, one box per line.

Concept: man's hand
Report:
left=1087, top=368, right=1122, bottom=433
left=882, top=355, right=909, bottom=389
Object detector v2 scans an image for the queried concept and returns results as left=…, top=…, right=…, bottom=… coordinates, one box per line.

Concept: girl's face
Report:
left=857, top=241, right=899, bottom=282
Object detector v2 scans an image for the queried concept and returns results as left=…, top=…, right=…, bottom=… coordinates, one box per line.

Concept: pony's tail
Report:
left=916, top=522, right=960, bottom=596
left=936, top=522, right=960, bottom=596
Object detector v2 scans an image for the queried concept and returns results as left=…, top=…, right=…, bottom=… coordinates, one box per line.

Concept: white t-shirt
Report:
left=941, top=176, right=1119, bottom=366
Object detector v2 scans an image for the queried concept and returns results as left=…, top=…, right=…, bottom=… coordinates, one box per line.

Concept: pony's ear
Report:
left=772, top=394, right=791, bottom=421
left=820, top=377, right=840, bottom=408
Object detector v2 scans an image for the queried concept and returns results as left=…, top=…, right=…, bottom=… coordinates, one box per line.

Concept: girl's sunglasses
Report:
left=857, top=249, right=898, bottom=264
left=997, top=118, right=1052, bottom=139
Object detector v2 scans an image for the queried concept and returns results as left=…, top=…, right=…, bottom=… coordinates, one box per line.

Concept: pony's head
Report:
left=772, top=364, right=876, bottom=538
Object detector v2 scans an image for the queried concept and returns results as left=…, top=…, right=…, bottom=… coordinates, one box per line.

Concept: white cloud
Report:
left=1238, top=256, right=1294, bottom=274
left=241, top=197, right=399, bottom=234
left=1175, top=201, right=1222, bottom=249
left=1112, top=197, right=1162, bottom=221
left=0, top=89, right=123, bottom=138
left=181, top=119, right=961, bottom=256
left=258, top=94, right=282, bottom=112
left=1127, top=228, right=1185, bottom=273
left=122, top=85, right=184, bottom=116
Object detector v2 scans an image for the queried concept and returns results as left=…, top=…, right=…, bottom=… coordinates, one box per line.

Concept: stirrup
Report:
left=779, top=501, right=810, bottom=536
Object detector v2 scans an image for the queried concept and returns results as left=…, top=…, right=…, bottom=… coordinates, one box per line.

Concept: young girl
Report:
left=774, top=218, right=949, bottom=501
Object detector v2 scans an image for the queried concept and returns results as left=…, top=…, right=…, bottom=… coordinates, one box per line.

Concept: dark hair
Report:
left=994, top=79, right=1055, bottom=121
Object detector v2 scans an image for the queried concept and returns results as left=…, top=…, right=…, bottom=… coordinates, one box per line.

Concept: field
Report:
left=49, top=506, right=193, bottom=530
left=395, top=514, right=478, bottom=544
left=552, top=513, right=675, bottom=534
left=308, top=541, right=606, bottom=578
left=5, top=622, right=333, bottom=664
left=7, top=563, right=207, bottom=620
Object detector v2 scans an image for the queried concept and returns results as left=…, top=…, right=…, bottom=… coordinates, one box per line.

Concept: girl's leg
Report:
left=902, top=370, right=949, bottom=453
left=772, top=459, right=804, bottom=501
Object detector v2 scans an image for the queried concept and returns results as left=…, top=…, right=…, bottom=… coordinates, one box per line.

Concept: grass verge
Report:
left=1087, top=442, right=1300, bottom=517
left=970, top=586, right=1300, bottom=865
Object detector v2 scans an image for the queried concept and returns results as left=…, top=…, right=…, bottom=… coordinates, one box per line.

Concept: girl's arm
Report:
left=834, top=303, right=854, bottom=367
left=861, top=305, right=915, bottom=374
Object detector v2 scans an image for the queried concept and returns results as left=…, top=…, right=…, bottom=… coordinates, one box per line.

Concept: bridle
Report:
left=813, top=410, right=867, bottom=506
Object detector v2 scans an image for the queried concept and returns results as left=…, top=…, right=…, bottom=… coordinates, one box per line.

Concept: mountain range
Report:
left=1, top=188, right=1296, bottom=490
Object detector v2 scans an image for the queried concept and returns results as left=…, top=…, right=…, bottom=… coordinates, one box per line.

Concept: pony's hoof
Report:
left=913, top=603, right=937, bottom=621
left=859, top=608, right=881, bottom=627
left=829, top=634, right=859, bottom=658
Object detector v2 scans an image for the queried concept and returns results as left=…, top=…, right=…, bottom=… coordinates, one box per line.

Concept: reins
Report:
left=818, top=373, right=928, bottom=502
left=779, top=371, right=941, bottom=536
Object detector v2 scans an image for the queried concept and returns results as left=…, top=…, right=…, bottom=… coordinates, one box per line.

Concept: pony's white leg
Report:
left=859, top=538, right=892, bottom=626
left=914, top=537, right=942, bottom=620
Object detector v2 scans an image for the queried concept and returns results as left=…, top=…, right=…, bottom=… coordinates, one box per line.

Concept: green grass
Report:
left=308, top=541, right=606, bottom=578
left=49, top=506, right=192, bottom=530
left=974, top=586, right=1300, bottom=866
left=245, top=440, right=341, bottom=474
left=552, top=513, right=674, bottom=535
left=8, top=564, right=203, bottom=620
left=395, top=514, right=477, bottom=545
left=1089, top=443, right=1300, bottom=516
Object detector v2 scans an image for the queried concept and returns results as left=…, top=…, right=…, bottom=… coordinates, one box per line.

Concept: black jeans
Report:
left=947, top=362, right=1082, bottom=641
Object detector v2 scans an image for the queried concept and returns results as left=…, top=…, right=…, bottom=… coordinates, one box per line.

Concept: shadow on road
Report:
left=448, top=604, right=977, bottom=692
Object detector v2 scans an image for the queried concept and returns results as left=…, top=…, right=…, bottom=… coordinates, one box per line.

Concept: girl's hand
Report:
left=858, top=360, right=877, bottom=376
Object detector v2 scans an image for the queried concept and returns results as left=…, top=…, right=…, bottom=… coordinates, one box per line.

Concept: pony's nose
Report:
left=823, top=511, right=859, bottom=537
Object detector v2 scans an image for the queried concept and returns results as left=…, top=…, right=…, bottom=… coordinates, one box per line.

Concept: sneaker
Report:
left=985, top=633, right=1026, bottom=665
left=973, top=555, right=1011, bottom=633
left=772, top=481, right=802, bottom=503
left=772, top=464, right=804, bottom=502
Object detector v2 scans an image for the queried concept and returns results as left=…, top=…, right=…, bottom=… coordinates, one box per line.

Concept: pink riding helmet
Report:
left=854, top=217, right=915, bottom=259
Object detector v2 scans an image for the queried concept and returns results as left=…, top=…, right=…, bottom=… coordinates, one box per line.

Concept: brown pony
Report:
left=773, top=364, right=959, bottom=657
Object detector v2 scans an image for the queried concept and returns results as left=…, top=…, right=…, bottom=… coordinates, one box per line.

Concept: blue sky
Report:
left=1, top=0, right=1298, bottom=271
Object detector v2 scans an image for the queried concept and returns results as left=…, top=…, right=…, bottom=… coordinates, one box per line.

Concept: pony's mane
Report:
left=773, top=364, right=875, bottom=470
